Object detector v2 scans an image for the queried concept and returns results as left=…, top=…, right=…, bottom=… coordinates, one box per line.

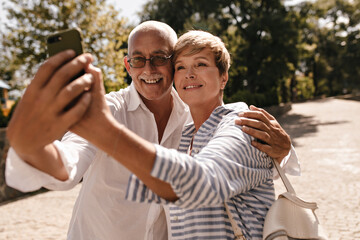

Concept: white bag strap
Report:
left=272, top=159, right=296, bottom=194
left=224, top=202, right=246, bottom=240
left=224, top=160, right=296, bottom=240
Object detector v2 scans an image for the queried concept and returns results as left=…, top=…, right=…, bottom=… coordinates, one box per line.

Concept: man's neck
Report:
left=142, top=93, right=173, bottom=143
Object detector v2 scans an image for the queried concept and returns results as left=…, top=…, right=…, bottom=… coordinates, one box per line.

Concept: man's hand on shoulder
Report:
left=235, top=105, right=291, bottom=163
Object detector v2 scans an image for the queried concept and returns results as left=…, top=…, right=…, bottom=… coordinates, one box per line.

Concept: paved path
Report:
left=276, top=98, right=360, bottom=240
left=0, top=184, right=81, bottom=240
left=0, top=98, right=359, bottom=239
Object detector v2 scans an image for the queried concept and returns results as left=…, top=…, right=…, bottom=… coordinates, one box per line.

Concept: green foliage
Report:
left=1, top=0, right=131, bottom=92
left=141, top=0, right=360, bottom=104
left=301, top=0, right=360, bottom=97
left=295, top=75, right=315, bottom=101
left=224, top=88, right=278, bottom=107
left=1, top=0, right=359, bottom=105
left=141, top=0, right=303, bottom=106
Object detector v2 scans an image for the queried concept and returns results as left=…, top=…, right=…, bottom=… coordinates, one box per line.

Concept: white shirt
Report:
left=5, top=83, right=192, bottom=240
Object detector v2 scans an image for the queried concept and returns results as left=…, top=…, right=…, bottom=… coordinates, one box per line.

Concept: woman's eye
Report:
left=176, top=65, right=185, bottom=71
left=197, top=62, right=207, bottom=67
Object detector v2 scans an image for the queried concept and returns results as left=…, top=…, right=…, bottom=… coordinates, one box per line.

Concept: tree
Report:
left=141, top=0, right=303, bottom=106
left=141, top=0, right=359, bottom=102
left=1, top=0, right=131, bottom=92
left=300, top=0, right=360, bottom=97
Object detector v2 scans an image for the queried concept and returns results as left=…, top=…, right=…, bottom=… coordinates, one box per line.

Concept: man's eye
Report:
left=153, top=56, right=166, bottom=60
left=153, top=56, right=167, bottom=64
left=133, top=57, right=145, bottom=62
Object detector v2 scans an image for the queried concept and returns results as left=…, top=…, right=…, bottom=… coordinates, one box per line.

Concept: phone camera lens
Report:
left=47, top=35, right=62, bottom=44
left=47, top=37, right=55, bottom=44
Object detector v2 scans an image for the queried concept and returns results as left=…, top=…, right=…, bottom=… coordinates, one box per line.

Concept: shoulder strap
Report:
left=224, top=202, right=246, bottom=240
left=272, top=160, right=296, bottom=194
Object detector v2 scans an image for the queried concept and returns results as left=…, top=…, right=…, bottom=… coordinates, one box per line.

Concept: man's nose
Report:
left=142, top=59, right=156, bottom=72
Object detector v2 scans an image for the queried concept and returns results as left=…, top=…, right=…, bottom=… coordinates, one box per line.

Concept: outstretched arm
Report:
left=235, top=105, right=291, bottom=163
left=6, top=50, right=93, bottom=181
left=126, top=113, right=273, bottom=208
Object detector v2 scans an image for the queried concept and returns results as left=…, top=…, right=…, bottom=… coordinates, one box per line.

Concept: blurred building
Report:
left=0, top=79, right=15, bottom=116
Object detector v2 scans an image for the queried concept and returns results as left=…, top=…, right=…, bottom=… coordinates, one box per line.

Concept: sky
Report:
left=0, top=0, right=148, bottom=30
left=0, top=0, right=307, bottom=22
left=0, top=0, right=307, bottom=33
left=108, top=0, right=148, bottom=25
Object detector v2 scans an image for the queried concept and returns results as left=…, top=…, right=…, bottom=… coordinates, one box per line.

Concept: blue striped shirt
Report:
left=126, top=102, right=275, bottom=239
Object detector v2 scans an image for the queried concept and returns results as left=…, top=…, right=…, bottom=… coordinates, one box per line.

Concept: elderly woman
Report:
left=122, top=30, right=275, bottom=239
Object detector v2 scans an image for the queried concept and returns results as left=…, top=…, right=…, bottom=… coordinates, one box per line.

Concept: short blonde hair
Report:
left=173, top=30, right=231, bottom=75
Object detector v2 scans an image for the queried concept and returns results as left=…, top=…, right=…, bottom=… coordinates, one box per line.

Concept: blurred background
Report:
left=0, top=0, right=359, bottom=127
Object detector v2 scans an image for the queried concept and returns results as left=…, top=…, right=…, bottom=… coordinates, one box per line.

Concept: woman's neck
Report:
left=190, top=100, right=222, bottom=131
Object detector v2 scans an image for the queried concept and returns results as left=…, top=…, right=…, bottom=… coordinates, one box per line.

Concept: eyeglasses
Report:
left=127, top=55, right=172, bottom=68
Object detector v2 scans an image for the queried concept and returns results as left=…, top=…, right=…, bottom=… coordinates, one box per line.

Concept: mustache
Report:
left=138, top=73, right=163, bottom=80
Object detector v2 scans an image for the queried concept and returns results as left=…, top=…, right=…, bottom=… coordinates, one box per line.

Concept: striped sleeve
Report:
left=125, top=173, right=170, bottom=204
left=155, top=125, right=272, bottom=208
left=126, top=113, right=273, bottom=209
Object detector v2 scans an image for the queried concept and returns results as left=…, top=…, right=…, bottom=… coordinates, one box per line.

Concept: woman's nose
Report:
left=185, top=68, right=196, bottom=79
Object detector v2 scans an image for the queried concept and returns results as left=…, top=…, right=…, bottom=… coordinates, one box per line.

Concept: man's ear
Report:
left=220, top=72, right=229, bottom=90
left=124, top=56, right=131, bottom=74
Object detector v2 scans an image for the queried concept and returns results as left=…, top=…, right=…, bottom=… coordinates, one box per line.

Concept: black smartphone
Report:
left=47, top=28, right=85, bottom=81
left=47, top=28, right=84, bottom=58
left=47, top=28, right=86, bottom=110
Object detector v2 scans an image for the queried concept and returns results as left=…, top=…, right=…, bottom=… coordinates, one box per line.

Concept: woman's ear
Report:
left=220, top=72, right=229, bottom=90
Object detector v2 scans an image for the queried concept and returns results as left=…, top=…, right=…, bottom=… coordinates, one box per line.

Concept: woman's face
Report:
left=174, top=47, right=227, bottom=109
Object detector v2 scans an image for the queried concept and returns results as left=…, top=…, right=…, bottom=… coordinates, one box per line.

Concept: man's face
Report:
left=125, top=29, right=174, bottom=104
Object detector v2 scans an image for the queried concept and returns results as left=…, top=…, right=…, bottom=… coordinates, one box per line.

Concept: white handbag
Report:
left=263, top=160, right=328, bottom=240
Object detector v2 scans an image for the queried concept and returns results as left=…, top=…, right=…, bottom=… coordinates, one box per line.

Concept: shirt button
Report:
left=174, top=216, right=179, bottom=221
left=192, top=149, right=199, bottom=154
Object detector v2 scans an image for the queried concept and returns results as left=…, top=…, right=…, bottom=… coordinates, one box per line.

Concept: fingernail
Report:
left=238, top=112, right=244, bottom=117
left=65, top=49, right=76, bottom=57
left=83, top=54, right=93, bottom=63
left=84, top=73, right=94, bottom=83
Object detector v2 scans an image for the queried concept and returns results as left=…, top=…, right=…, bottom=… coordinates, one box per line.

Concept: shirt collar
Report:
left=182, top=102, right=248, bottom=138
left=127, top=83, right=144, bottom=112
